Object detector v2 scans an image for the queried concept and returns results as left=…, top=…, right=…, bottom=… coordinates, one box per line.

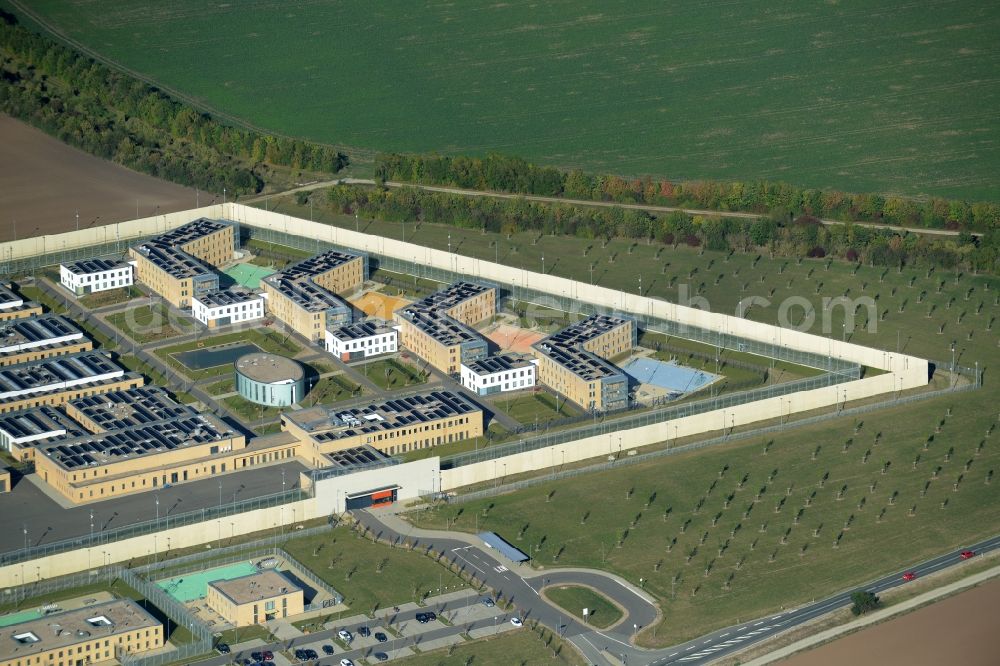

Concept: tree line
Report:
left=326, top=184, right=999, bottom=275
left=0, top=11, right=347, bottom=196
left=374, top=152, right=1000, bottom=233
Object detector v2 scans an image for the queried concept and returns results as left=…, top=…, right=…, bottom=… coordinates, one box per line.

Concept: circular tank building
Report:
left=234, top=352, right=305, bottom=407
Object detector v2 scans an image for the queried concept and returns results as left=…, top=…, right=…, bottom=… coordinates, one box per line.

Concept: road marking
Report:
left=754, top=621, right=764, bottom=626
left=720, top=632, right=729, bottom=637
left=668, top=652, right=678, bottom=657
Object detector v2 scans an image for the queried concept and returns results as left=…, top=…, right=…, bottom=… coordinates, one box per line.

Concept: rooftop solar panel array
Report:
left=39, top=413, right=233, bottom=470
left=290, top=390, right=477, bottom=443
left=63, top=258, right=130, bottom=275
left=397, top=281, right=493, bottom=346
left=533, top=314, right=631, bottom=381
left=153, top=218, right=229, bottom=247
left=0, top=314, right=83, bottom=352
left=195, top=289, right=261, bottom=307
left=0, top=351, right=123, bottom=398
left=328, top=320, right=395, bottom=341
left=0, top=405, right=85, bottom=443
left=464, top=354, right=534, bottom=375
left=263, top=249, right=361, bottom=312
left=69, top=386, right=196, bottom=430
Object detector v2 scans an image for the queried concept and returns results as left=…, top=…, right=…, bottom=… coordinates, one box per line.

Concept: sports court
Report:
left=348, top=290, right=411, bottom=319
left=485, top=323, right=546, bottom=355
left=157, top=561, right=258, bottom=603
left=622, top=357, right=720, bottom=393
left=223, top=263, right=276, bottom=289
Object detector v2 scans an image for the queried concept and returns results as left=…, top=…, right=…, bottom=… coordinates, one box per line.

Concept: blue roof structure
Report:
left=478, top=531, right=529, bottom=562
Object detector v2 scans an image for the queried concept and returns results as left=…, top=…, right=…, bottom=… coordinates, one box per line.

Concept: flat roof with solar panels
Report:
left=68, top=386, right=196, bottom=431
left=464, top=354, right=536, bottom=375
left=0, top=351, right=128, bottom=402
left=195, top=289, right=261, bottom=307
left=274, top=249, right=360, bottom=283
left=327, top=320, right=395, bottom=341
left=397, top=281, right=494, bottom=346
left=36, top=412, right=235, bottom=472
left=0, top=405, right=85, bottom=447
left=133, top=242, right=216, bottom=279
left=533, top=314, right=632, bottom=381
left=61, top=258, right=131, bottom=276
left=0, top=283, right=24, bottom=310
left=287, top=391, right=479, bottom=444
left=263, top=249, right=361, bottom=312
left=0, top=315, right=84, bottom=355
left=153, top=218, right=229, bottom=247
left=322, top=444, right=395, bottom=470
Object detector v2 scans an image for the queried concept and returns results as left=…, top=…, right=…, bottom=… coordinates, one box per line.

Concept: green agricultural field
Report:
left=13, top=0, right=1000, bottom=200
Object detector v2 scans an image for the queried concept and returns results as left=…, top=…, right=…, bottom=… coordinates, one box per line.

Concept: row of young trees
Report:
left=326, top=184, right=999, bottom=275
left=374, top=152, right=1000, bottom=233
left=0, top=11, right=348, bottom=195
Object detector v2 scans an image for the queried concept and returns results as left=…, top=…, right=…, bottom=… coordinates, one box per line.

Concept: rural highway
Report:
left=357, top=509, right=1000, bottom=666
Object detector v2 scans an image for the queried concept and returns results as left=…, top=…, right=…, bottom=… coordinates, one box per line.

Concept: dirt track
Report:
left=0, top=115, right=201, bottom=240
left=780, top=577, right=1000, bottom=666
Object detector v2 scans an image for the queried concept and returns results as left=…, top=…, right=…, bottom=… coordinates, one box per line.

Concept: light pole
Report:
left=950, top=341, right=956, bottom=388
left=448, top=233, right=452, bottom=254
left=155, top=495, right=160, bottom=523
left=355, top=212, right=359, bottom=232
left=638, top=274, right=642, bottom=297
left=75, top=211, right=79, bottom=232
left=541, top=253, right=545, bottom=275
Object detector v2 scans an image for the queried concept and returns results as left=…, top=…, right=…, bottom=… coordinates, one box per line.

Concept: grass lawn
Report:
left=215, top=624, right=272, bottom=647
left=494, top=392, right=579, bottom=426
left=78, top=285, right=143, bottom=309
left=359, top=358, right=428, bottom=390
left=221, top=395, right=282, bottom=423
left=392, top=629, right=581, bottom=666
left=370, top=270, right=445, bottom=301
left=106, top=303, right=194, bottom=344
left=205, top=377, right=235, bottom=395
left=544, top=585, right=623, bottom=630
left=305, top=374, right=363, bottom=406
left=155, top=329, right=300, bottom=380
left=279, top=527, right=469, bottom=616
left=253, top=422, right=283, bottom=436
left=23, top=0, right=1000, bottom=200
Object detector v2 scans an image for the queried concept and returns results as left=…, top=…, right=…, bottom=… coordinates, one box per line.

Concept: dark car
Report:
left=373, top=653, right=389, bottom=662
left=251, top=653, right=263, bottom=662
left=415, top=612, right=429, bottom=623
left=262, top=651, right=273, bottom=662
left=322, top=644, right=335, bottom=655
left=216, top=643, right=231, bottom=654
left=358, top=625, right=371, bottom=638
left=426, top=611, right=437, bottom=622
left=374, top=631, right=388, bottom=643
left=305, top=649, right=319, bottom=660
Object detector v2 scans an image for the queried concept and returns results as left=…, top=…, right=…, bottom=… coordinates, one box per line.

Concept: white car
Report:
left=510, top=617, right=523, bottom=627
left=340, top=659, right=354, bottom=666
left=338, top=629, right=353, bottom=642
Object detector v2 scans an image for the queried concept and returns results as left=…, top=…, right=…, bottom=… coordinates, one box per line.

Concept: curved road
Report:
left=357, top=509, right=1000, bottom=665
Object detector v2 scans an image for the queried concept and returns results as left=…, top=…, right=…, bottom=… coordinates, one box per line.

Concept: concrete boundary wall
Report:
left=0, top=498, right=316, bottom=588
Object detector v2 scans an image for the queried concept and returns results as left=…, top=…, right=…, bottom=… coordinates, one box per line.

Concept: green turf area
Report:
left=78, top=285, right=143, bottom=309
left=221, top=395, right=282, bottom=423
left=205, top=377, right=235, bottom=395
left=544, top=585, right=623, bottom=630
left=305, top=374, right=364, bottom=405
left=223, top=263, right=276, bottom=289
left=280, top=527, right=469, bottom=617
left=358, top=358, right=428, bottom=390
left=106, top=303, right=194, bottom=344
left=493, top=392, right=579, bottom=426
left=253, top=422, right=283, bottom=436
left=388, top=629, right=582, bottom=666
left=155, top=329, right=300, bottom=380
left=18, top=0, right=1000, bottom=200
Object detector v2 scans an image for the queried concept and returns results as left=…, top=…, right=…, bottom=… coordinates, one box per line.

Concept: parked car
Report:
left=960, top=550, right=975, bottom=560
left=425, top=611, right=437, bottom=622
left=305, top=649, right=318, bottom=660
left=262, top=652, right=273, bottom=662
left=251, top=653, right=263, bottom=662
left=374, top=631, right=388, bottom=643
left=292, top=649, right=306, bottom=661
left=902, top=571, right=917, bottom=581
left=216, top=643, right=231, bottom=654
left=322, top=644, right=335, bottom=655
left=373, top=652, right=389, bottom=662
left=415, top=612, right=429, bottom=624
left=358, top=625, right=371, bottom=637
left=338, top=629, right=353, bottom=643
left=481, top=597, right=495, bottom=608
left=340, top=659, right=354, bottom=666
left=510, top=617, right=523, bottom=627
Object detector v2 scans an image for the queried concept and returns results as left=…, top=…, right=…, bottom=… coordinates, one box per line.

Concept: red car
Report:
left=902, top=571, right=917, bottom=581
left=960, top=550, right=975, bottom=560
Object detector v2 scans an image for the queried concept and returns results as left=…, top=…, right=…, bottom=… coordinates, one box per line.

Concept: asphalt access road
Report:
left=354, top=510, right=660, bottom=666
left=0, top=461, right=307, bottom=557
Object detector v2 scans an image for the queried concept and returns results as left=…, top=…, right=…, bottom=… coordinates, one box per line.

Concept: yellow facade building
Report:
left=283, top=390, right=483, bottom=459
left=0, top=599, right=162, bottom=666
left=533, top=314, right=634, bottom=412
left=394, top=282, right=495, bottom=375
left=129, top=219, right=234, bottom=309
left=261, top=250, right=364, bottom=343
left=207, top=571, right=304, bottom=627
left=0, top=284, right=43, bottom=322
left=0, top=352, right=142, bottom=415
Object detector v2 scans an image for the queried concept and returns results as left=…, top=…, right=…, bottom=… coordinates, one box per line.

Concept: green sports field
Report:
left=11, top=0, right=1000, bottom=200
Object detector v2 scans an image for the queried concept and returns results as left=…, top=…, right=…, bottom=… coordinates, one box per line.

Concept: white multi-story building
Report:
left=460, top=354, right=538, bottom=396
left=192, top=290, right=265, bottom=328
left=325, top=320, right=398, bottom=361
left=59, top=259, right=134, bottom=296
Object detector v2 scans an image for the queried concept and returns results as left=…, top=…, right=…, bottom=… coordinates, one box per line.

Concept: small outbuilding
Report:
left=206, top=570, right=304, bottom=627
